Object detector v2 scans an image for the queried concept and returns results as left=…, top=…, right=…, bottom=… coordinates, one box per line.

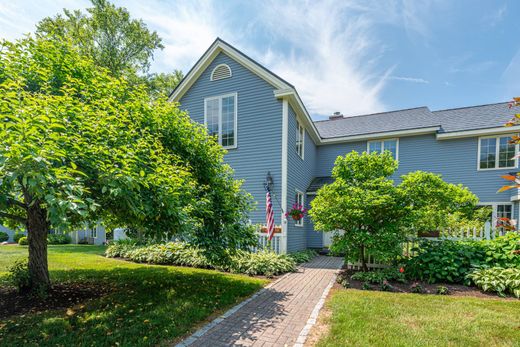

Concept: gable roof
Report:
left=314, top=107, right=440, bottom=139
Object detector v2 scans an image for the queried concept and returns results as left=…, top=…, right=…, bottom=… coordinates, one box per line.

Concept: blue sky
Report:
left=1, top=0, right=519, bottom=120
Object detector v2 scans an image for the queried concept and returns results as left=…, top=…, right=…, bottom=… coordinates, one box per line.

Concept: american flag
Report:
left=266, top=191, right=275, bottom=241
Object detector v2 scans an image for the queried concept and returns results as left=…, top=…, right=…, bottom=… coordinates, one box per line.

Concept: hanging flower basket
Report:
left=285, top=203, right=307, bottom=221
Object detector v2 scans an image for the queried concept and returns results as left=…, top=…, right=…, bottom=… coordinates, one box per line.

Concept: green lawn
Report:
left=317, top=289, right=520, bottom=347
left=0, top=245, right=267, bottom=346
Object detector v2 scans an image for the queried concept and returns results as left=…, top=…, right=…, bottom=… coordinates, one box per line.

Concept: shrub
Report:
left=468, top=267, right=520, bottom=298
left=0, top=232, right=8, bottom=242
left=405, top=240, right=485, bottom=284
left=8, top=260, right=30, bottom=292
left=481, top=233, right=520, bottom=268
left=18, top=236, right=28, bottom=245
left=436, top=286, right=450, bottom=295
left=350, top=267, right=406, bottom=284
left=288, top=249, right=318, bottom=264
left=410, top=282, right=425, bottom=293
left=105, top=242, right=297, bottom=277
left=13, top=232, right=25, bottom=243
left=47, top=233, right=72, bottom=245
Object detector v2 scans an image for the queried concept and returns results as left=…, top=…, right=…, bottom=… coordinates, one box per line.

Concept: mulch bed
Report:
left=338, top=269, right=514, bottom=299
left=0, top=283, right=112, bottom=320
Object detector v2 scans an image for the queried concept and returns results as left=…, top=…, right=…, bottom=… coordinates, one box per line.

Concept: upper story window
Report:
left=367, top=139, right=398, bottom=160
left=478, top=135, right=517, bottom=170
left=296, top=119, right=305, bottom=159
left=204, top=93, right=237, bottom=149
left=211, top=64, right=232, bottom=81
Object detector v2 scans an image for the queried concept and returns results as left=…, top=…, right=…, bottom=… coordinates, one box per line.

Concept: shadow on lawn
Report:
left=0, top=266, right=264, bottom=347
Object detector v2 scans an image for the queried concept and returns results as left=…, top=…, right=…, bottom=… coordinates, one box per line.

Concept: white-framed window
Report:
left=367, top=138, right=399, bottom=160
left=204, top=93, right=238, bottom=149
left=210, top=64, right=232, bottom=81
left=478, top=203, right=514, bottom=232
left=295, top=190, right=304, bottom=227
left=296, top=119, right=305, bottom=159
left=90, top=227, right=97, bottom=239
left=478, top=135, right=517, bottom=170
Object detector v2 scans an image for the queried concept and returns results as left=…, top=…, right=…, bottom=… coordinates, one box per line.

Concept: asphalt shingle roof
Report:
left=312, top=102, right=517, bottom=139
left=307, top=177, right=334, bottom=193
left=313, top=107, right=440, bottom=139
left=433, top=102, right=516, bottom=133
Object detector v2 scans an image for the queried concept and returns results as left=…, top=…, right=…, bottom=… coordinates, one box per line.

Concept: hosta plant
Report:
left=467, top=267, right=520, bottom=298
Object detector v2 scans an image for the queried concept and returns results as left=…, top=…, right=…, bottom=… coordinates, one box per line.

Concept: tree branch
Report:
left=0, top=211, right=26, bottom=224
left=6, top=197, right=26, bottom=210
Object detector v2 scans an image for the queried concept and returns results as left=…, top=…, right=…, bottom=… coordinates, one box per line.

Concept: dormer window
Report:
left=211, top=64, right=232, bottom=81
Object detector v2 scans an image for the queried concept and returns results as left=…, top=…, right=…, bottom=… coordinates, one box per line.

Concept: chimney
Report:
left=329, top=111, right=344, bottom=120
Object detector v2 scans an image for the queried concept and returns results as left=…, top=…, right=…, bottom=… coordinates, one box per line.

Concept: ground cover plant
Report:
left=105, top=241, right=318, bottom=277
left=0, top=245, right=266, bottom=346
left=316, top=290, right=520, bottom=347
left=468, top=267, right=520, bottom=298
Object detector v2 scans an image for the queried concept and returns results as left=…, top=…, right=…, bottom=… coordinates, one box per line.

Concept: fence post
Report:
left=484, top=221, right=491, bottom=240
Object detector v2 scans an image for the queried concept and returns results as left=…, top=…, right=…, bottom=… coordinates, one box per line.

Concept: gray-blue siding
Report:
left=179, top=52, right=283, bottom=225
left=286, top=105, right=318, bottom=251
left=316, top=134, right=517, bottom=203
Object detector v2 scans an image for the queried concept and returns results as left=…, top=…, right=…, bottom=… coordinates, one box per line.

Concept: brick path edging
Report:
left=175, top=272, right=293, bottom=347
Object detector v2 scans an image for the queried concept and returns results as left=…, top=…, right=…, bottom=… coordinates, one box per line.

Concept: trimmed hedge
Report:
left=18, top=237, right=28, bottom=245
left=47, top=233, right=72, bottom=245
left=105, top=242, right=317, bottom=277
left=0, top=232, right=8, bottom=242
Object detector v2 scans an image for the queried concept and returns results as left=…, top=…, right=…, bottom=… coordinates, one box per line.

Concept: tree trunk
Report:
left=359, top=244, right=368, bottom=272
left=26, top=200, right=51, bottom=291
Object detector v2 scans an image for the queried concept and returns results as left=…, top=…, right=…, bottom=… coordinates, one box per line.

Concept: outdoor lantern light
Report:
left=264, top=171, right=274, bottom=192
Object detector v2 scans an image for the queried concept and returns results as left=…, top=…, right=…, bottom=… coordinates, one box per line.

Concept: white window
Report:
left=479, top=203, right=514, bottom=233
left=295, top=190, right=304, bottom=227
left=210, top=64, right=232, bottom=81
left=204, top=93, right=237, bottom=149
left=296, top=120, right=305, bottom=159
left=478, top=135, right=517, bottom=170
left=90, top=227, right=97, bottom=238
left=367, top=139, right=398, bottom=160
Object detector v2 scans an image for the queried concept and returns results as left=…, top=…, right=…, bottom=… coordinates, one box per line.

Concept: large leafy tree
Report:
left=0, top=36, right=254, bottom=291
left=310, top=151, right=479, bottom=271
left=310, top=151, right=405, bottom=271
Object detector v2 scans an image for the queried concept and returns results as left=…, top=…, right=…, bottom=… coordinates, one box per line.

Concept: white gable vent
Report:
left=211, top=64, right=232, bottom=81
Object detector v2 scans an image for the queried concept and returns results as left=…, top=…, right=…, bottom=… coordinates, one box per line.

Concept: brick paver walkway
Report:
left=177, top=256, right=344, bottom=347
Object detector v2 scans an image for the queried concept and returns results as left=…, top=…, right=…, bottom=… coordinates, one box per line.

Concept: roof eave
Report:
left=319, top=126, right=441, bottom=145
left=436, top=125, right=520, bottom=140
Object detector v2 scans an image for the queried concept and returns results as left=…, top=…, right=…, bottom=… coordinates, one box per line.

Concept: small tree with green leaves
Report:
left=0, top=36, right=254, bottom=292
left=310, top=151, right=405, bottom=271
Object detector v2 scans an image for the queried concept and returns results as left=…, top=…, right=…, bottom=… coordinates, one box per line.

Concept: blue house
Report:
left=171, top=38, right=519, bottom=253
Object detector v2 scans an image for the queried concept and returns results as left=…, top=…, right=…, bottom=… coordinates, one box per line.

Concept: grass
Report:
left=0, top=245, right=267, bottom=346
left=317, top=289, right=520, bottom=347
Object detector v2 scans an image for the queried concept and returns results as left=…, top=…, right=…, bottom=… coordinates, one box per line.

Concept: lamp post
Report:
left=264, top=171, right=274, bottom=192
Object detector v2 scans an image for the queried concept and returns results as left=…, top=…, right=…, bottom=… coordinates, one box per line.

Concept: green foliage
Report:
left=436, top=285, right=450, bottom=295
left=13, top=232, right=25, bottom=243
left=405, top=240, right=485, bottom=284
left=410, top=282, right=425, bottom=293
left=287, top=249, right=318, bottom=264
left=36, top=0, right=163, bottom=76
left=47, top=233, right=72, bottom=245
left=0, top=231, right=8, bottom=242
left=143, top=71, right=184, bottom=100
left=0, top=35, right=254, bottom=257
left=310, top=152, right=405, bottom=270
left=18, top=237, right=28, bottom=246
left=468, top=267, right=520, bottom=298
left=398, top=171, right=479, bottom=234
left=105, top=242, right=298, bottom=277
left=8, top=259, right=30, bottom=292
left=362, top=282, right=372, bottom=290
left=350, top=267, right=406, bottom=284
left=481, top=233, right=520, bottom=268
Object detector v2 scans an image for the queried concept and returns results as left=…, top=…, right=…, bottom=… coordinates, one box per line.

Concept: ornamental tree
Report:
left=0, top=36, right=254, bottom=291
left=310, top=151, right=405, bottom=271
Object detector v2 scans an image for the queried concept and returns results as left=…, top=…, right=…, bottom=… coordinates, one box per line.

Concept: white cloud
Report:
left=501, top=48, right=520, bottom=98
left=388, top=76, right=429, bottom=84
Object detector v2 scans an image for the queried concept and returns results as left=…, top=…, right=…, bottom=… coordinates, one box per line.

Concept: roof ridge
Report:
left=313, top=106, right=430, bottom=123
left=432, top=101, right=510, bottom=113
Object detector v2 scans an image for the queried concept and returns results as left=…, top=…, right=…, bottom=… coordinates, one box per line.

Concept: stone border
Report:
left=175, top=272, right=293, bottom=347
left=293, top=272, right=338, bottom=347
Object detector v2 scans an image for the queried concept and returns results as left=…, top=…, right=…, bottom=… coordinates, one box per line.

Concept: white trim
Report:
left=296, top=118, right=305, bottom=160
left=319, top=126, right=440, bottom=145
left=203, top=92, right=238, bottom=150
left=477, top=202, right=514, bottom=229
left=367, top=138, right=399, bottom=160
left=170, top=40, right=291, bottom=102
left=437, top=125, right=520, bottom=140
left=294, top=189, right=305, bottom=227
left=281, top=99, right=289, bottom=254
left=476, top=134, right=518, bottom=171
left=210, top=63, right=232, bottom=81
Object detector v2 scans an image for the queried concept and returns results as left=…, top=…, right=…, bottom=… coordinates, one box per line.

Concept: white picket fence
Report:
left=253, top=232, right=282, bottom=254
left=347, top=221, right=514, bottom=270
